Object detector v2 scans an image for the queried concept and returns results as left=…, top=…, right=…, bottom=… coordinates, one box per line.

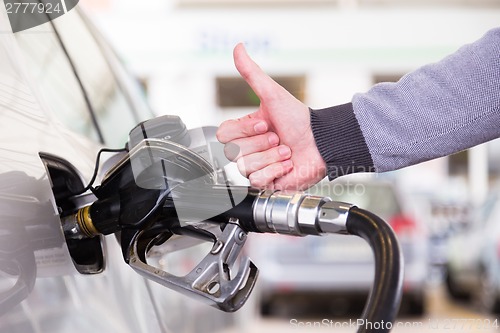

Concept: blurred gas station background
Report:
left=81, top=0, right=500, bottom=205
left=80, top=0, right=500, bottom=331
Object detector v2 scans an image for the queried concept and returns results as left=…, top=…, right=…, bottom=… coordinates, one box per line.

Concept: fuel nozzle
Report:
left=59, top=137, right=263, bottom=312
left=58, top=114, right=403, bottom=331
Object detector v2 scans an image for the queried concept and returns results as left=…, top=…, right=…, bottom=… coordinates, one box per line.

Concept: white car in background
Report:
left=446, top=188, right=500, bottom=314
left=0, top=4, right=238, bottom=333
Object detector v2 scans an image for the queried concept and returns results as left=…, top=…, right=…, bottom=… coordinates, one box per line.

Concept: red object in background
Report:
left=389, top=214, right=417, bottom=236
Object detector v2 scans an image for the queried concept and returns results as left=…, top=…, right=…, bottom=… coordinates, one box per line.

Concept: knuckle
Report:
left=215, top=129, right=227, bottom=143
left=215, top=131, right=222, bottom=142
left=249, top=167, right=276, bottom=188
left=216, top=119, right=238, bottom=142
left=249, top=174, right=266, bottom=188
left=236, top=158, right=248, bottom=176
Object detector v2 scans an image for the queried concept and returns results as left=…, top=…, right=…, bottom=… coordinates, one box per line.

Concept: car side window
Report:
left=52, top=10, right=145, bottom=148
left=14, top=23, right=101, bottom=142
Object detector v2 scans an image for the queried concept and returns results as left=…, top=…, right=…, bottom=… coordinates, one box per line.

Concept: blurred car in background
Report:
left=248, top=177, right=429, bottom=317
left=0, top=4, right=238, bottom=333
left=445, top=188, right=500, bottom=314
left=428, top=202, right=471, bottom=270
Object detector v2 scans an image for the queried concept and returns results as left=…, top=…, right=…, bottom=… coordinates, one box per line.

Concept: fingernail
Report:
left=268, top=133, right=279, bottom=146
left=224, top=142, right=241, bottom=161
left=278, top=146, right=291, bottom=157
left=282, top=159, right=293, bottom=169
left=254, top=121, right=267, bottom=133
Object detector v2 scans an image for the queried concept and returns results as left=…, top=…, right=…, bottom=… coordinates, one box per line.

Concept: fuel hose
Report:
left=346, top=207, right=403, bottom=333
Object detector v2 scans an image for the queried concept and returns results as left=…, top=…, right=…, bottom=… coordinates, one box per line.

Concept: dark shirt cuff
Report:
left=310, top=103, right=375, bottom=179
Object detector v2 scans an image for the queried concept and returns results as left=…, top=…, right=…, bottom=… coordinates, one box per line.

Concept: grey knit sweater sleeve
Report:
left=311, top=27, right=500, bottom=179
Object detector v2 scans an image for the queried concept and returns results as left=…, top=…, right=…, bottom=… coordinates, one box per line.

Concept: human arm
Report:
left=313, top=26, right=500, bottom=179
left=217, top=27, right=500, bottom=188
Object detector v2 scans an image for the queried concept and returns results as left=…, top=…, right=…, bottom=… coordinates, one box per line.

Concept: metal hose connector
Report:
left=252, top=190, right=352, bottom=236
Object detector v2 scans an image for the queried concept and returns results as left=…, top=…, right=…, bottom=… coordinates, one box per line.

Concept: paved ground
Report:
left=220, top=284, right=499, bottom=333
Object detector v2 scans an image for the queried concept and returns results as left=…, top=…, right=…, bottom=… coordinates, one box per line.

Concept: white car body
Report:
left=446, top=189, right=500, bottom=314
left=0, top=4, right=238, bottom=333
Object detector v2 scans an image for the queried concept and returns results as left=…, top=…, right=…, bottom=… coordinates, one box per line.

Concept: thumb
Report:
left=233, top=43, right=276, bottom=101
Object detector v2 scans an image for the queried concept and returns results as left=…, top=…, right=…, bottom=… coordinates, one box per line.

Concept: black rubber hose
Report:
left=346, top=207, right=404, bottom=333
